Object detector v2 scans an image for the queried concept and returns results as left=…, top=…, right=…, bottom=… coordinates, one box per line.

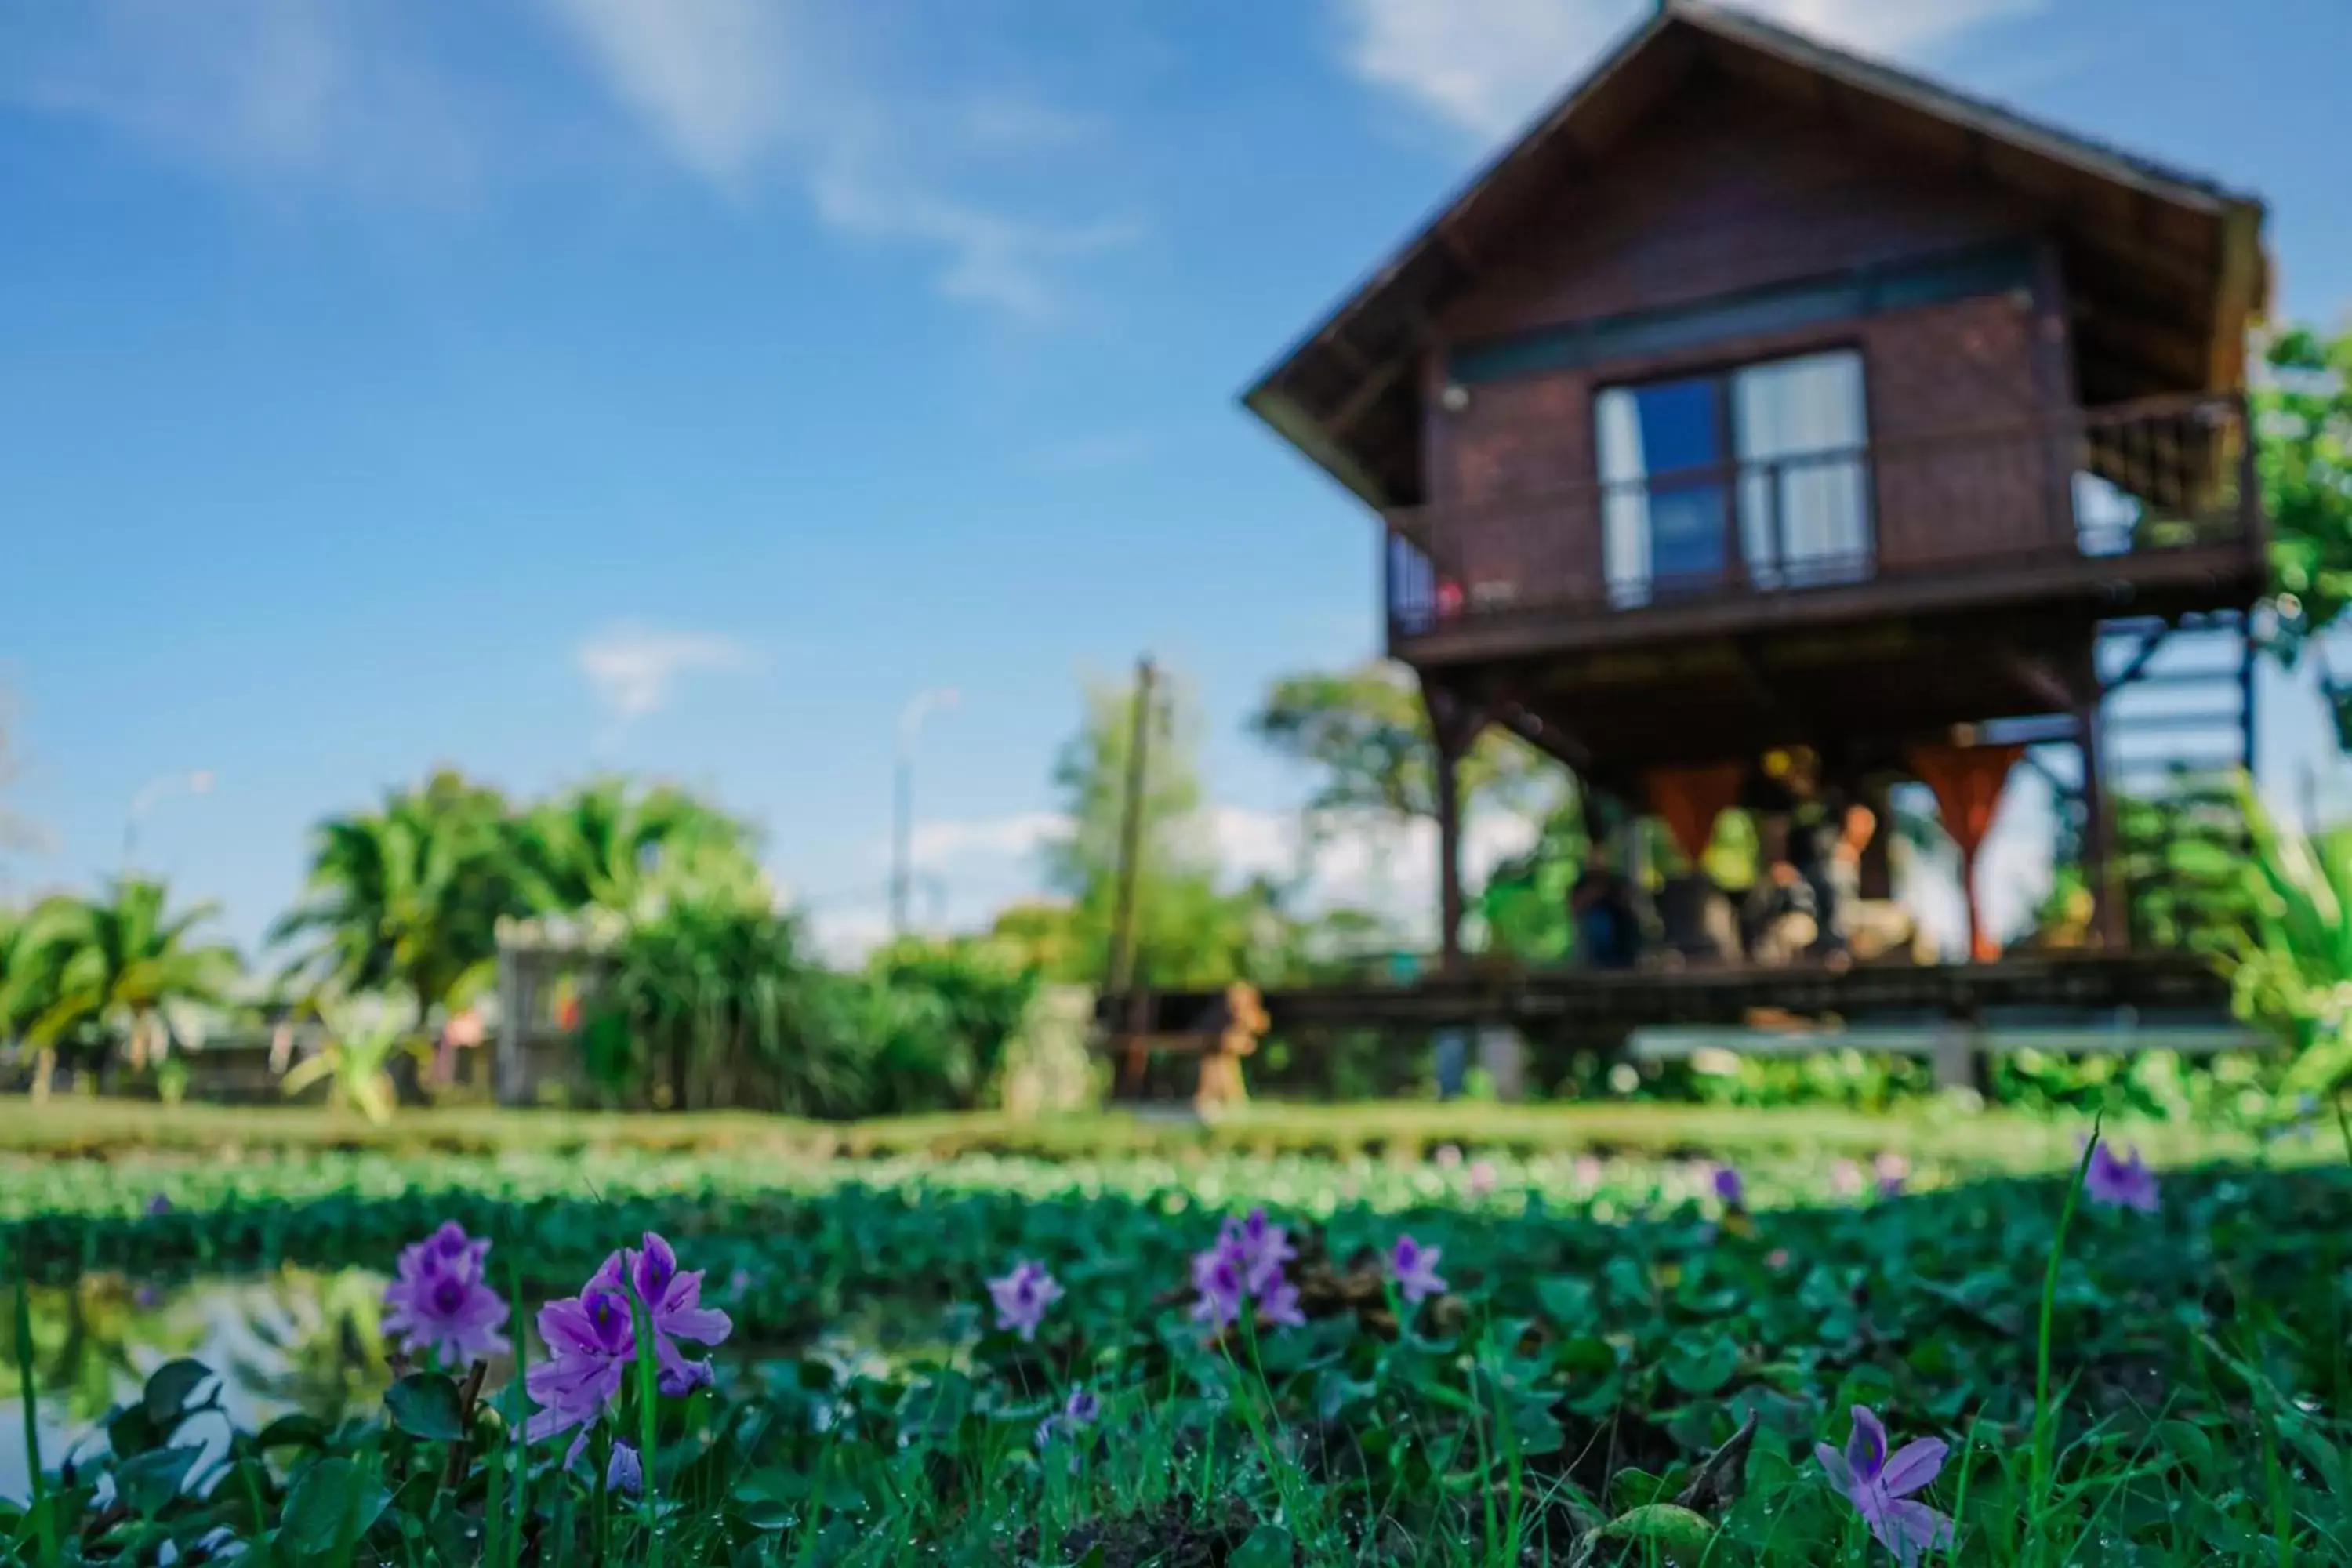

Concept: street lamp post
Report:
left=891, top=690, right=958, bottom=937
left=124, top=769, right=215, bottom=873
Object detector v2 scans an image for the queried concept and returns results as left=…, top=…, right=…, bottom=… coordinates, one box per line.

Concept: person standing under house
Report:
left=1192, top=981, right=1267, bottom=1117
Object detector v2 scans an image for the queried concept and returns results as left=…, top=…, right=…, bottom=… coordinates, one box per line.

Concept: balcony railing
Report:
left=1387, top=393, right=2261, bottom=642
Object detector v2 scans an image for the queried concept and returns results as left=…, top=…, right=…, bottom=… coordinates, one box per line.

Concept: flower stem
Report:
left=627, top=1276, right=664, bottom=1568
left=2031, top=1117, right=2100, bottom=1559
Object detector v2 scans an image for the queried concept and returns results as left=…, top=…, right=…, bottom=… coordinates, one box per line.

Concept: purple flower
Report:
left=524, top=1284, right=636, bottom=1456
left=1221, top=1210, right=1295, bottom=1291
left=1190, top=1249, right=1247, bottom=1329
left=986, top=1261, right=1064, bottom=1341
left=1817, top=1406, right=1953, bottom=1568
left=381, top=1223, right=509, bottom=1367
left=144, top=1195, right=172, bottom=1218
left=1036, top=1386, right=1102, bottom=1465
left=1711, top=1163, right=1745, bottom=1208
left=1875, top=1152, right=1910, bottom=1199
left=605, top=1441, right=643, bottom=1495
left=589, top=1232, right=732, bottom=1394
left=1388, top=1235, right=1447, bottom=1305
left=1190, top=1208, right=1307, bottom=1333
left=1256, top=1274, right=1305, bottom=1329
left=1467, top=1160, right=1497, bottom=1196
left=2083, top=1139, right=2160, bottom=1213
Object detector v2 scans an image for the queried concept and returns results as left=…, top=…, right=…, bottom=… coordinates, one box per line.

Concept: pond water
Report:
left=2, top=1268, right=956, bottom=1503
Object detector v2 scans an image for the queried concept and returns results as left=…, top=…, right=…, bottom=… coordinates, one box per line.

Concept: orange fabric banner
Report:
left=1908, top=742, right=2024, bottom=960
left=1645, top=763, right=1747, bottom=866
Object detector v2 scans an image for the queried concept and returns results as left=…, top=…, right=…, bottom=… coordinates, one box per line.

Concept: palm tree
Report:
left=2, top=902, right=67, bottom=1074
left=510, top=776, right=764, bottom=921
left=20, top=877, right=242, bottom=1098
left=270, top=770, right=521, bottom=1033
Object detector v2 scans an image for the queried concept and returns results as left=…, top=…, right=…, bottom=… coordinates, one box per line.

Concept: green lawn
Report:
left=0, top=1094, right=2287, bottom=1171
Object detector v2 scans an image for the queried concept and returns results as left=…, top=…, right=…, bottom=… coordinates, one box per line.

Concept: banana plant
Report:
left=2225, top=777, right=2352, bottom=1098
left=278, top=998, right=415, bottom=1124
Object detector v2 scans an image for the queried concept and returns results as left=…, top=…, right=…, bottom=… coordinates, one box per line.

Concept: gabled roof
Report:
left=1243, top=0, right=2269, bottom=513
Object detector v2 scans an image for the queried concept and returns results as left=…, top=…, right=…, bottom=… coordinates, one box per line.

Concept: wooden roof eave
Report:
left=1238, top=0, right=2266, bottom=515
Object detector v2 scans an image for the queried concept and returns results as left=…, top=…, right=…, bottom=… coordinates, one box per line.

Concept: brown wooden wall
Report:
left=1417, top=71, right=2079, bottom=612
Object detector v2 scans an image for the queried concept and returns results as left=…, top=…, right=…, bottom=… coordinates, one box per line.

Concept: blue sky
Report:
left=1, top=0, right=2347, bottom=958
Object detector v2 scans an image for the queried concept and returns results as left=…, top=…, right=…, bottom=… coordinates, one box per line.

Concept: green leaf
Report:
left=1230, top=1523, right=1295, bottom=1568
left=255, top=1413, right=332, bottom=1450
left=1665, top=1338, right=1740, bottom=1396
left=1602, top=1503, right=1716, bottom=1566
left=1537, top=1276, right=1595, bottom=1324
left=106, top=1402, right=162, bottom=1461
left=2159, top=1419, right=2216, bottom=1478
left=141, top=1359, right=213, bottom=1426
left=280, top=1457, right=390, bottom=1554
left=115, top=1446, right=198, bottom=1518
left=385, top=1372, right=468, bottom=1441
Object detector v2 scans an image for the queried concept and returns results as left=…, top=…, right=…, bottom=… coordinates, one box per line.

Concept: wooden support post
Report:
left=2076, top=648, right=2126, bottom=950
left=1436, top=724, right=1467, bottom=972
left=1423, top=678, right=1483, bottom=975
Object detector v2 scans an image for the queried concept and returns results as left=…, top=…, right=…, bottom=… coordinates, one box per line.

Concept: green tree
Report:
left=271, top=769, right=521, bottom=1029
left=1249, top=661, right=1548, bottom=824
left=19, top=877, right=242, bottom=1097
left=1038, top=670, right=1324, bottom=989
left=0, top=902, right=67, bottom=1047
left=2259, top=322, right=2352, bottom=738
left=510, top=775, right=766, bottom=920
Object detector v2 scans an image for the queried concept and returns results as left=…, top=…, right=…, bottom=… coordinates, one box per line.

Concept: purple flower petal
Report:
left=1846, top=1406, right=1888, bottom=1484
left=606, top=1441, right=643, bottom=1495
left=1815, top=1443, right=1854, bottom=1500
left=1871, top=1499, right=1955, bottom=1566
left=1878, top=1437, right=1947, bottom=1499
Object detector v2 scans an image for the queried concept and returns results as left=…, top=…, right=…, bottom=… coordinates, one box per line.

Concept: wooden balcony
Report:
left=1386, top=394, right=2266, bottom=663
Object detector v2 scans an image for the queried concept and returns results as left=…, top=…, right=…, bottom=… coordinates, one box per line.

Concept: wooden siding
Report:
left=1433, top=72, right=2038, bottom=346
left=1415, top=67, right=2087, bottom=615
left=1426, top=290, right=2062, bottom=610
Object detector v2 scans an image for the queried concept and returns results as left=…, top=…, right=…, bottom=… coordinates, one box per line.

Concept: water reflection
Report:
left=2, top=1268, right=391, bottom=1502
left=2, top=1269, right=954, bottom=1502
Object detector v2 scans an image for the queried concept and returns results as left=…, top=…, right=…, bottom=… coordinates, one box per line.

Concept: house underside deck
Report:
left=1105, top=949, right=2234, bottom=1044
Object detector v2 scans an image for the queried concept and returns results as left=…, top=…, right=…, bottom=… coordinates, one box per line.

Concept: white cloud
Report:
left=0, top=0, right=481, bottom=201
left=535, top=0, right=1137, bottom=318
left=808, top=903, right=895, bottom=965
left=1336, top=0, right=2043, bottom=140
left=575, top=623, right=747, bottom=721
left=909, top=811, right=1070, bottom=869
left=534, top=0, right=790, bottom=191
left=3, top=1, right=1131, bottom=315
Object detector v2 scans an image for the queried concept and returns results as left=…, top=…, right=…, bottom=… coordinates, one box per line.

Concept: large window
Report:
left=1596, top=349, right=1873, bottom=607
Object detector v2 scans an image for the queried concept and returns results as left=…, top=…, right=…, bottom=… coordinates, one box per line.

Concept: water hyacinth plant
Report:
left=524, top=1230, right=729, bottom=1463
left=1817, top=1406, right=1953, bottom=1566
left=986, top=1259, right=1063, bottom=1341
left=5, top=1118, right=2347, bottom=1565
left=1387, top=1233, right=1446, bottom=1304
left=381, top=1220, right=510, bottom=1367
left=1191, top=1207, right=1304, bottom=1330
left=2083, top=1138, right=2162, bottom=1211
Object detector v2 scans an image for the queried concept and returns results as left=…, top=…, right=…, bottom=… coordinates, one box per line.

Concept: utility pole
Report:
left=890, top=689, right=957, bottom=936
left=1107, top=657, right=1156, bottom=1088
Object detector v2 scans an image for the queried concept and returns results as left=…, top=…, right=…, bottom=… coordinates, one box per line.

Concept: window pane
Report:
left=1632, top=377, right=1722, bottom=475
left=1733, top=350, right=1871, bottom=586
